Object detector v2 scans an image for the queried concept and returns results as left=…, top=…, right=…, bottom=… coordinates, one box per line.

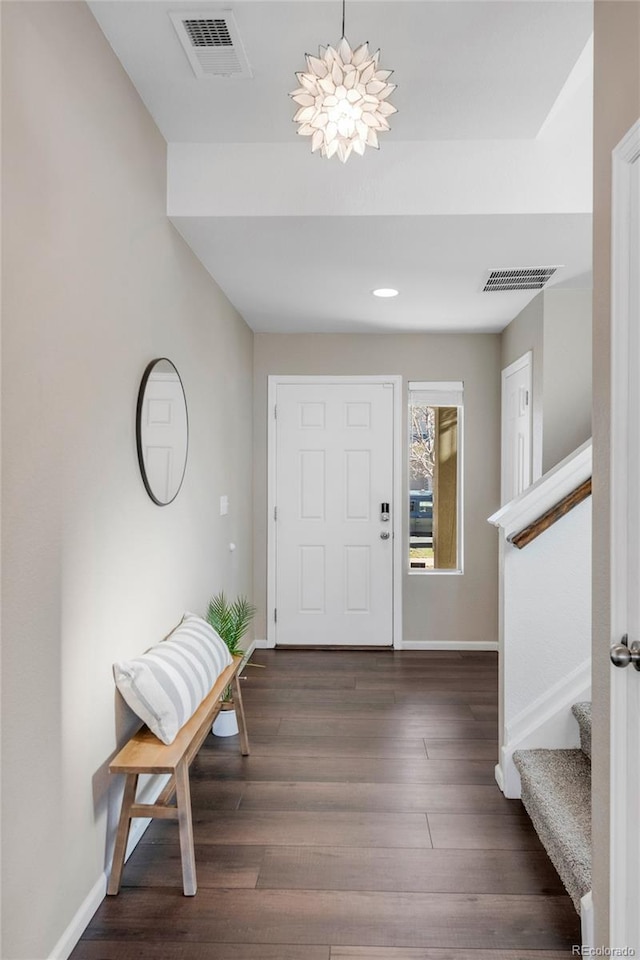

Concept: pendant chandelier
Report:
left=290, top=0, right=397, bottom=163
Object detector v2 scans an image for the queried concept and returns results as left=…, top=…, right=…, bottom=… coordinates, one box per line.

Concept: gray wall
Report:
left=1, top=4, right=254, bottom=958
left=253, top=333, right=501, bottom=647
left=592, top=2, right=640, bottom=946
left=501, top=293, right=545, bottom=480
left=501, top=287, right=592, bottom=481
left=542, top=288, right=593, bottom=473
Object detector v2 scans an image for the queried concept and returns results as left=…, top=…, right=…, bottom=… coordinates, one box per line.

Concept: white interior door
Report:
left=610, top=120, right=640, bottom=952
left=273, top=381, right=394, bottom=646
left=501, top=352, right=533, bottom=505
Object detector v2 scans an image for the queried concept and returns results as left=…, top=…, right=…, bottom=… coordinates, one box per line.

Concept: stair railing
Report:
left=507, top=478, right=592, bottom=549
left=488, top=439, right=592, bottom=800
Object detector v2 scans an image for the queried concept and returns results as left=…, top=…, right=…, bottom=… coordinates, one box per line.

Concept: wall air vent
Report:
left=169, top=12, right=252, bottom=79
left=483, top=266, right=561, bottom=292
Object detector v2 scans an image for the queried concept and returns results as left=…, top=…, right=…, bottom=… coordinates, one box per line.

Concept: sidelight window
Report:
left=408, top=381, right=463, bottom=573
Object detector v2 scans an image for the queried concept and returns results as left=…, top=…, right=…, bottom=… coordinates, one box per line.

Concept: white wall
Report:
left=0, top=4, right=253, bottom=958
left=592, top=2, right=640, bottom=946
left=501, top=501, right=592, bottom=796
left=253, top=333, right=501, bottom=647
left=503, top=500, right=591, bottom=721
left=490, top=443, right=592, bottom=798
left=167, top=138, right=593, bottom=218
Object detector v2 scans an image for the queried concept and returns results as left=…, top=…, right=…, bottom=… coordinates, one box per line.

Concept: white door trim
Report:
left=610, top=117, right=640, bottom=948
left=267, top=374, right=403, bottom=649
left=501, top=351, right=533, bottom=506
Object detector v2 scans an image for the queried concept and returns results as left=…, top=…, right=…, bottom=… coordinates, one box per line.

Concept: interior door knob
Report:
left=611, top=635, right=640, bottom=670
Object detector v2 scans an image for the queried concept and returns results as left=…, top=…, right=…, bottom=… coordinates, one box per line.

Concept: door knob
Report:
left=610, top=634, right=640, bottom=670
left=380, top=531, right=390, bottom=540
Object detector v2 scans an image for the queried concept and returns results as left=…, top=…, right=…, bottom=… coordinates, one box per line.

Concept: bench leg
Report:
left=232, top=673, right=250, bottom=756
left=175, top=759, right=197, bottom=896
left=107, top=773, right=138, bottom=895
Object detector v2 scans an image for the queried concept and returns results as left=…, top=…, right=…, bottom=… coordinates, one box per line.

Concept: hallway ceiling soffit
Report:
left=89, top=0, right=594, bottom=333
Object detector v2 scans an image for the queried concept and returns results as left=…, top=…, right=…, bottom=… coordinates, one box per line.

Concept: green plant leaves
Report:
left=206, top=592, right=256, bottom=657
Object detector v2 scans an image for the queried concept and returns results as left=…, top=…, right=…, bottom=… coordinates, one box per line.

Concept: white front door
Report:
left=273, top=381, right=394, bottom=646
left=501, top=352, right=533, bottom=506
left=610, top=119, right=640, bottom=952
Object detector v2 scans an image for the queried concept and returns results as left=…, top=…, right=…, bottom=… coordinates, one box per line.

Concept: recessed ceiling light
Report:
left=373, top=288, right=399, bottom=298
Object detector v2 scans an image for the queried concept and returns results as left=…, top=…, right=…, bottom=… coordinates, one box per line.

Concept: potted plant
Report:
left=206, top=592, right=256, bottom=737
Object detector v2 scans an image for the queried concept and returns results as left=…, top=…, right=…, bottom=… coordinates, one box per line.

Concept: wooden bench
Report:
left=107, top=654, right=249, bottom=896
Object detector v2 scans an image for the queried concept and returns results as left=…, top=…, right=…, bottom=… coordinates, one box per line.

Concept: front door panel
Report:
left=275, top=382, right=394, bottom=646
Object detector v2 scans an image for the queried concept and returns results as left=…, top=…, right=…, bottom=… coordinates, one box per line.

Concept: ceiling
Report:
left=90, top=0, right=594, bottom=334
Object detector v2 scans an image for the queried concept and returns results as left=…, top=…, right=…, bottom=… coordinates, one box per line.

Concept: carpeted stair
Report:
left=572, top=700, right=592, bottom=760
left=513, top=702, right=592, bottom=915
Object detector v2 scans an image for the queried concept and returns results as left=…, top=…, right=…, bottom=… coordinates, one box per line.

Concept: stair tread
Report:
left=513, top=748, right=591, bottom=914
left=571, top=701, right=592, bottom=760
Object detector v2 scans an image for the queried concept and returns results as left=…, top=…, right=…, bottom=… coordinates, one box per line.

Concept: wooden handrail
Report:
left=508, top=477, right=592, bottom=550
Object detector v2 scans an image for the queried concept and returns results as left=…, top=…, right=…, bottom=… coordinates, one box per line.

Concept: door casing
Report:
left=501, top=351, right=533, bottom=507
left=267, top=374, right=403, bottom=649
left=610, top=118, right=640, bottom=950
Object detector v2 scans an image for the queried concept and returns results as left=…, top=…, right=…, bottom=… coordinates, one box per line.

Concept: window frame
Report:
left=407, top=381, right=464, bottom=576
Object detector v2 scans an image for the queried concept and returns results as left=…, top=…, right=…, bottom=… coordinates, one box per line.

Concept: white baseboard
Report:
left=47, top=870, right=107, bottom=960
left=123, top=804, right=153, bottom=860
left=581, top=891, right=594, bottom=948
left=499, top=659, right=591, bottom=798
left=256, top=638, right=497, bottom=652
left=255, top=637, right=275, bottom=649
left=120, top=772, right=169, bottom=860
left=241, top=639, right=258, bottom=663
left=506, top=659, right=591, bottom=745
left=494, top=763, right=505, bottom=792
left=401, top=640, right=498, bottom=651
left=500, top=744, right=524, bottom=798
left=47, top=772, right=169, bottom=959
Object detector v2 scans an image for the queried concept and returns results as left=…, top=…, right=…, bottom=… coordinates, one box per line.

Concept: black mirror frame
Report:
left=136, top=357, right=189, bottom=506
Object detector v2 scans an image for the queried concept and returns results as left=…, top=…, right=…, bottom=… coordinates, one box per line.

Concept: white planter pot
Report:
left=212, top=707, right=239, bottom=737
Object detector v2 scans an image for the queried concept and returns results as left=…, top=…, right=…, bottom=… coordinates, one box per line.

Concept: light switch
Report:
left=220, top=495, right=229, bottom=516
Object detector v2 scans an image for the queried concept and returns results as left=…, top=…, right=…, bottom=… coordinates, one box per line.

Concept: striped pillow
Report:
left=113, top=613, right=233, bottom=744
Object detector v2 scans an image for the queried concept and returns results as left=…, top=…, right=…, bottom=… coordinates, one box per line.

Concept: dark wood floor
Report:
left=72, top=650, right=581, bottom=959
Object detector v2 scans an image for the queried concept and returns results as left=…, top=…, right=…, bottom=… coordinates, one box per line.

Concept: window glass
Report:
left=409, top=382, right=463, bottom=572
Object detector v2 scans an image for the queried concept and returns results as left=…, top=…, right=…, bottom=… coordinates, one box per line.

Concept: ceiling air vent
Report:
left=483, top=266, right=560, bottom=292
left=169, top=12, right=252, bottom=79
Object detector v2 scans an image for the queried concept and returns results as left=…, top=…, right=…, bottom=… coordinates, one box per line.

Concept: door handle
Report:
left=610, top=634, right=640, bottom=670
left=380, top=531, right=390, bottom=540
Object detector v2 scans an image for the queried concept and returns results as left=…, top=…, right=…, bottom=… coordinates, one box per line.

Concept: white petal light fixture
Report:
left=290, top=1, right=397, bottom=163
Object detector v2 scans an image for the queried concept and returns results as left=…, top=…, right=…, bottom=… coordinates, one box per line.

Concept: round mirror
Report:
left=136, top=358, right=189, bottom=506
